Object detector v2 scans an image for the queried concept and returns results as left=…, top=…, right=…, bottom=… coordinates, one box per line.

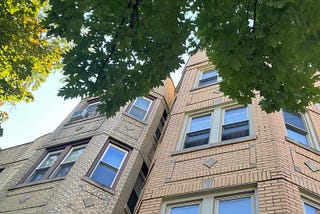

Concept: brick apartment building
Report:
left=1, top=52, right=320, bottom=213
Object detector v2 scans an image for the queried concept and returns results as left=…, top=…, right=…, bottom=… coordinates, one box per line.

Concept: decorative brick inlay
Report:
left=83, top=197, right=95, bottom=207
left=202, top=178, right=213, bottom=189
left=305, top=161, right=319, bottom=172
left=19, top=194, right=30, bottom=204
left=203, top=158, right=217, bottom=168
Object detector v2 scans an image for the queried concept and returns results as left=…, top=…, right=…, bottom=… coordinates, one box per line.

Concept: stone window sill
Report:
left=285, top=136, right=320, bottom=156
left=8, top=177, right=65, bottom=191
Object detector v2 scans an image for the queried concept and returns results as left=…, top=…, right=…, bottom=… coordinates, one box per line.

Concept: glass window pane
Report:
left=39, top=152, right=61, bottom=168
left=185, top=130, right=210, bottom=148
left=201, top=70, right=218, bottom=79
left=219, top=197, right=252, bottom=214
left=52, top=162, right=74, bottom=178
left=198, top=77, right=218, bottom=87
left=287, top=128, right=308, bottom=145
left=91, top=164, right=117, bottom=187
left=64, top=147, right=85, bottom=163
left=189, top=114, right=211, bottom=132
left=129, top=106, right=147, bottom=120
left=28, top=168, right=48, bottom=182
left=283, top=111, right=306, bottom=130
left=102, top=146, right=126, bottom=169
left=224, top=107, right=247, bottom=125
left=222, top=121, right=249, bottom=141
left=84, top=103, right=98, bottom=118
left=134, top=97, right=151, bottom=110
left=304, top=203, right=320, bottom=214
left=170, top=204, right=200, bottom=214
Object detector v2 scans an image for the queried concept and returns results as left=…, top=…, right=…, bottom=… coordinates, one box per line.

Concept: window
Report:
left=128, top=97, right=153, bottom=121
left=163, top=191, right=256, bottom=214
left=215, top=195, right=253, bottom=214
left=126, top=162, right=149, bottom=213
left=198, top=69, right=221, bottom=87
left=283, top=111, right=310, bottom=146
left=70, top=101, right=100, bottom=121
left=180, top=106, right=252, bottom=150
left=304, top=202, right=320, bottom=214
left=155, top=110, right=168, bottom=140
left=222, top=107, right=249, bottom=141
left=90, top=142, right=129, bottom=188
left=23, top=143, right=86, bottom=183
left=184, top=114, right=211, bottom=149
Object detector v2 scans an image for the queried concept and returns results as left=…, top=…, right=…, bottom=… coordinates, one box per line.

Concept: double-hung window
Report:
left=184, top=114, right=212, bottom=149
left=128, top=97, right=153, bottom=121
left=198, top=69, right=221, bottom=87
left=222, top=107, right=249, bottom=141
left=90, top=142, right=129, bottom=188
left=70, top=101, right=100, bottom=121
left=181, top=106, right=252, bottom=150
left=304, top=202, right=320, bottom=214
left=164, top=191, right=256, bottom=214
left=23, top=143, right=86, bottom=183
left=283, top=111, right=310, bottom=146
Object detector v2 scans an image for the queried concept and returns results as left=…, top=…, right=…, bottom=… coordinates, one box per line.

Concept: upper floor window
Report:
left=169, top=203, right=200, bottom=214
left=70, top=101, right=100, bottom=121
left=304, top=202, right=320, bottom=214
left=283, top=111, right=314, bottom=147
left=180, top=106, right=252, bottom=150
left=22, top=143, right=86, bottom=184
left=128, top=97, right=152, bottom=121
left=198, top=69, right=221, bottom=87
left=155, top=110, right=168, bottom=141
left=88, top=140, right=130, bottom=189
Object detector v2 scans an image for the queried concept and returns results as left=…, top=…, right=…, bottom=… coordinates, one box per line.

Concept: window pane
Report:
left=91, top=163, right=117, bottom=187
left=28, top=168, right=49, bottom=182
left=224, top=107, right=247, bottom=125
left=185, top=129, right=210, bottom=148
left=198, top=77, right=218, bottom=87
left=129, top=106, right=147, bottom=120
left=134, top=97, right=151, bottom=110
left=102, top=146, right=126, bottom=169
left=127, top=190, right=139, bottom=213
left=304, top=203, right=320, bottom=214
left=64, top=147, right=85, bottom=163
left=283, top=111, right=306, bottom=130
left=39, top=152, right=61, bottom=168
left=201, top=70, right=218, bottom=80
left=222, top=121, right=249, bottom=141
left=84, top=103, right=98, bottom=118
left=170, top=204, right=200, bottom=214
left=189, top=114, right=211, bottom=132
left=287, top=128, right=308, bottom=145
left=219, top=197, right=252, bottom=214
left=52, top=162, right=74, bottom=178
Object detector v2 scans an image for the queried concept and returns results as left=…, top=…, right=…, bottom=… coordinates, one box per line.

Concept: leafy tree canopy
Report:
left=0, top=0, right=70, bottom=122
left=3, top=0, right=320, bottom=122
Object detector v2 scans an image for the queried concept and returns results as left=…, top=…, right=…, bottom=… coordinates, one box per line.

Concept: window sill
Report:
left=172, top=135, right=257, bottom=156
left=81, top=176, right=115, bottom=195
left=65, top=114, right=105, bottom=126
left=190, top=81, right=222, bottom=92
left=285, top=137, right=320, bottom=156
left=122, top=112, right=148, bottom=125
left=9, top=177, right=65, bottom=191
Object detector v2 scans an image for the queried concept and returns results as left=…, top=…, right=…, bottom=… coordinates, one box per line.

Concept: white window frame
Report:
left=161, top=189, right=258, bottom=214
left=302, top=194, right=320, bottom=214
left=194, top=66, right=222, bottom=89
left=282, top=110, right=319, bottom=150
left=128, top=97, right=153, bottom=121
left=177, top=105, right=253, bottom=150
left=90, top=143, right=128, bottom=188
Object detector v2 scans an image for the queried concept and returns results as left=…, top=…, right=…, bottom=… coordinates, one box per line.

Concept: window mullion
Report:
left=211, top=109, right=221, bottom=143
left=43, top=146, right=70, bottom=179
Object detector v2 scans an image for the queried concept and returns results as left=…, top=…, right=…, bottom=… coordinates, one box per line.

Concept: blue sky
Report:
left=1, top=58, right=186, bottom=149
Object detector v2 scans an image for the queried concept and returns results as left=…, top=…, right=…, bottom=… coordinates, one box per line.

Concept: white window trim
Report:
left=161, top=189, right=258, bottom=214
left=128, top=97, right=153, bottom=121
left=193, top=66, right=222, bottom=89
left=177, top=105, right=253, bottom=151
left=301, top=193, right=320, bottom=214
left=90, top=143, right=128, bottom=188
left=282, top=110, right=319, bottom=150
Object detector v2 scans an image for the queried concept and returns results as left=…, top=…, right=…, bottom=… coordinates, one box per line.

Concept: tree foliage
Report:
left=0, top=0, right=68, bottom=121
left=3, top=0, right=320, bottom=121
